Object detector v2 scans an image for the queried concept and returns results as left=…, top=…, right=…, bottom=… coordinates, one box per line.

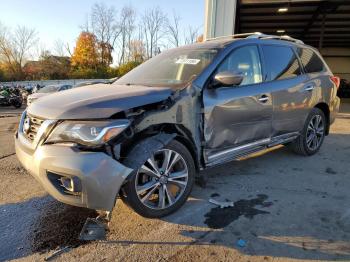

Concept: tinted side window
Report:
left=262, top=45, right=302, bottom=80
left=217, top=45, right=262, bottom=86
left=297, top=48, right=325, bottom=73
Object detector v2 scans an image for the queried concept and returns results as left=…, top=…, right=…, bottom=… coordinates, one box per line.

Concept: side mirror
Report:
left=211, top=71, right=244, bottom=88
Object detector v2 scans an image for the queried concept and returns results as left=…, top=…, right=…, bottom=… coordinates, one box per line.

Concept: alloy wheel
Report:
left=135, top=149, right=189, bottom=210
left=306, top=114, right=324, bottom=151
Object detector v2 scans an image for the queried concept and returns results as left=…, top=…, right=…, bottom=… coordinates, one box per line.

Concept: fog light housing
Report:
left=60, top=176, right=82, bottom=193
left=47, top=171, right=82, bottom=196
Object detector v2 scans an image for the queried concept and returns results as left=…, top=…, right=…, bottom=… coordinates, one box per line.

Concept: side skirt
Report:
left=205, top=132, right=299, bottom=167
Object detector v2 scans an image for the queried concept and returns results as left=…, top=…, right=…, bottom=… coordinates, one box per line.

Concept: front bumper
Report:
left=15, top=116, right=133, bottom=211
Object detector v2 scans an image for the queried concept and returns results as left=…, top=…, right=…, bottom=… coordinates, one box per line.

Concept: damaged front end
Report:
left=16, top=82, right=203, bottom=211
left=77, top=86, right=204, bottom=239
left=14, top=45, right=222, bottom=241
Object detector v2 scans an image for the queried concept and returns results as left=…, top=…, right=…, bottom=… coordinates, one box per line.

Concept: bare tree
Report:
left=32, top=41, right=47, bottom=60
left=0, top=23, right=37, bottom=79
left=117, top=6, right=136, bottom=64
left=167, top=11, right=181, bottom=47
left=184, top=25, right=200, bottom=45
left=90, top=2, right=120, bottom=65
left=80, top=14, right=90, bottom=32
left=53, top=39, right=67, bottom=57
left=142, top=7, right=167, bottom=59
left=12, top=26, right=38, bottom=66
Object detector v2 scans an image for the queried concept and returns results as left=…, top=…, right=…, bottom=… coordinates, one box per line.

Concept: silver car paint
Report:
left=27, top=84, right=173, bottom=119
left=15, top=111, right=133, bottom=211
left=15, top=38, right=340, bottom=212
left=199, top=40, right=339, bottom=164
left=203, top=81, right=273, bottom=155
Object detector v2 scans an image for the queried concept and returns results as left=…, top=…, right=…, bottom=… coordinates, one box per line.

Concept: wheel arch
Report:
left=314, top=102, right=330, bottom=135
left=122, top=123, right=200, bottom=172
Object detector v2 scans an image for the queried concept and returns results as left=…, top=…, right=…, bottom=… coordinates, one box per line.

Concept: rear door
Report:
left=261, top=44, right=310, bottom=137
left=203, top=44, right=273, bottom=165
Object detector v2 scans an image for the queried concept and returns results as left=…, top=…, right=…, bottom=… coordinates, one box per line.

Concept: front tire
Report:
left=122, top=140, right=195, bottom=218
left=290, top=108, right=326, bottom=156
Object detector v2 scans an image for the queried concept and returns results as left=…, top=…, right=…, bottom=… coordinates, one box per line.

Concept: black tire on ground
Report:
left=289, top=108, right=326, bottom=156
left=121, top=139, right=195, bottom=218
left=12, top=101, right=22, bottom=108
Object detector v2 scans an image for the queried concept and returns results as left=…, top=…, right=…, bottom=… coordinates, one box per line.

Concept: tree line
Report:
left=0, top=3, right=203, bottom=82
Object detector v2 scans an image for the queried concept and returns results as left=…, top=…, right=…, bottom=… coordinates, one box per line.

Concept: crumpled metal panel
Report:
left=135, top=86, right=203, bottom=166
left=27, top=84, right=173, bottom=120
left=202, top=84, right=273, bottom=160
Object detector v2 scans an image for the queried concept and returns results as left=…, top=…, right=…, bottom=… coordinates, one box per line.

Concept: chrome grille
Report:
left=23, top=115, right=45, bottom=141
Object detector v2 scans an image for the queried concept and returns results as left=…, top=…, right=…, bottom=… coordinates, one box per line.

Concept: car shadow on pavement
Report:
left=172, top=134, right=350, bottom=261
left=0, top=195, right=97, bottom=261
left=105, top=132, right=350, bottom=261
left=0, top=196, right=51, bottom=261
left=2, top=131, right=349, bottom=261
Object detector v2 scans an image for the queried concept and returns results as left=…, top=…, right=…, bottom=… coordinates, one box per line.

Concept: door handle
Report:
left=258, top=95, right=269, bottom=103
left=304, top=85, right=314, bottom=91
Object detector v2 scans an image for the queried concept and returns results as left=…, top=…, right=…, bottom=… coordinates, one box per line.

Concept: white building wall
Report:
left=204, top=0, right=237, bottom=40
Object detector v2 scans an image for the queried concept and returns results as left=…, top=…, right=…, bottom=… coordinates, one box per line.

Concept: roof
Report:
left=236, top=0, right=350, bottom=48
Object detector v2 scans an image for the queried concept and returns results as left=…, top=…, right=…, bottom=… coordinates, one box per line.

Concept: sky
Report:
left=0, top=0, right=205, bottom=58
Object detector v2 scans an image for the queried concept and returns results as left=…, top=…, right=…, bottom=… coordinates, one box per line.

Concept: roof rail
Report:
left=205, top=32, right=263, bottom=42
left=205, top=32, right=304, bottom=44
left=247, top=33, right=304, bottom=44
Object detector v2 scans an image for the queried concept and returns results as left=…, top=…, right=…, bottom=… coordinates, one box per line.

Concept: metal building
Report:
left=204, top=0, right=350, bottom=83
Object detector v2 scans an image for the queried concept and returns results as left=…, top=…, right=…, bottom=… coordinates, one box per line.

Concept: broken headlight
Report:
left=45, top=120, right=130, bottom=146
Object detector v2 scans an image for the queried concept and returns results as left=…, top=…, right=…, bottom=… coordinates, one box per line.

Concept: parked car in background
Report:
left=27, top=84, right=73, bottom=106
left=16, top=33, right=340, bottom=218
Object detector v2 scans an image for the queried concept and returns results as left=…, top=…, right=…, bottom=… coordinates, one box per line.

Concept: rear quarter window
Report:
left=262, top=45, right=302, bottom=81
left=297, top=48, right=326, bottom=73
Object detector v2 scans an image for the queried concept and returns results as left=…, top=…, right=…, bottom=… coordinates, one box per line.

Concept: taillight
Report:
left=330, top=76, right=340, bottom=89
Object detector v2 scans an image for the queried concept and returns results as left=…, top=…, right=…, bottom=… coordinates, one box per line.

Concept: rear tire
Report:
left=290, top=108, right=326, bottom=156
left=122, top=139, right=195, bottom=218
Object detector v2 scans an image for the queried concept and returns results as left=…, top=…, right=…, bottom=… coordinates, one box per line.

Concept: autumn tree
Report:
left=71, top=32, right=98, bottom=69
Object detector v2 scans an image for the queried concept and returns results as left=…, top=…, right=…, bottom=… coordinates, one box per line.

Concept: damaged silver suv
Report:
left=15, top=33, right=340, bottom=218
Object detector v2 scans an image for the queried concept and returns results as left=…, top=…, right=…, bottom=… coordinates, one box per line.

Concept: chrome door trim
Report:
left=258, top=95, right=269, bottom=103
left=304, top=85, right=315, bottom=92
left=268, top=131, right=300, bottom=147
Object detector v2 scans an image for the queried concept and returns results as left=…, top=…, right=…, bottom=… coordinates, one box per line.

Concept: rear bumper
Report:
left=15, top=136, right=133, bottom=211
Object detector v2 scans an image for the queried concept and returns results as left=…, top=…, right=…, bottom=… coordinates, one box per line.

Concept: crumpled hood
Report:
left=27, top=84, right=173, bottom=119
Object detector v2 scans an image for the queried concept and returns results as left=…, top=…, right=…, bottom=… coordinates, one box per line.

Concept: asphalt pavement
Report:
left=0, top=101, right=350, bottom=261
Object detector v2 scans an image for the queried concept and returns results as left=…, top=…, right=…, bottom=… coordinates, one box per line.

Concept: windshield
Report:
left=116, top=48, right=218, bottom=88
left=37, top=85, right=60, bottom=93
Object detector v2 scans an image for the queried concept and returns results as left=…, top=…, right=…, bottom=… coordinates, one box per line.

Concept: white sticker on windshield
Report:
left=175, top=58, right=200, bottom=65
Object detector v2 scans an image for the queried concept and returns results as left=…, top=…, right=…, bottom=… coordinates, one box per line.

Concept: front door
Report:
left=203, top=45, right=273, bottom=165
